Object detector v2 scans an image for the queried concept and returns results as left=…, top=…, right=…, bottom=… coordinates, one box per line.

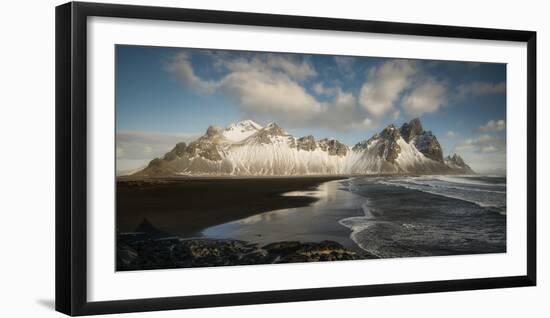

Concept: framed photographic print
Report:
left=55, top=1, right=536, bottom=316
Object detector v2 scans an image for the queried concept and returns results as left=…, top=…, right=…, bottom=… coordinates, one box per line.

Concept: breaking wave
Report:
left=378, top=175, right=506, bottom=215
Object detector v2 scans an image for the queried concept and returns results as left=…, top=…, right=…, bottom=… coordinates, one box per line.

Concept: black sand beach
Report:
left=116, top=176, right=373, bottom=270
left=116, top=176, right=345, bottom=237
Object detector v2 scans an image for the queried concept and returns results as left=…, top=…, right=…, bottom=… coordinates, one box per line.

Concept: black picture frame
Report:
left=55, top=1, right=537, bottom=316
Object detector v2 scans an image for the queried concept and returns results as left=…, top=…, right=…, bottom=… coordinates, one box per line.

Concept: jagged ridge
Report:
left=133, top=118, right=474, bottom=176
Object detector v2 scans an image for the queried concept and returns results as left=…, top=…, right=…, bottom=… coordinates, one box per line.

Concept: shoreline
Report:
left=117, top=176, right=346, bottom=237
left=200, top=178, right=366, bottom=253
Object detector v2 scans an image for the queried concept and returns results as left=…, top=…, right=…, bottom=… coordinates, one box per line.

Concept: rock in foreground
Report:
left=117, top=237, right=374, bottom=271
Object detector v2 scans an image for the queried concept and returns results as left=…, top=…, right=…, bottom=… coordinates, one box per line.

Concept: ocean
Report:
left=202, top=175, right=506, bottom=258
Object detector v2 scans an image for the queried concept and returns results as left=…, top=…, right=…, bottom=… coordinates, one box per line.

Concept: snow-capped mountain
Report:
left=348, top=123, right=449, bottom=174
left=134, top=118, right=474, bottom=177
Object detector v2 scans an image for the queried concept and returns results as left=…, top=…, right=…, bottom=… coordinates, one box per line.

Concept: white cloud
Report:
left=457, top=151, right=506, bottom=174
left=331, top=89, right=356, bottom=110
left=310, top=88, right=375, bottom=131
left=167, top=52, right=217, bottom=93
left=265, top=54, right=317, bottom=81
left=480, top=145, right=498, bottom=153
left=168, top=54, right=456, bottom=131
left=166, top=51, right=507, bottom=141
left=478, top=119, right=506, bottom=132
left=218, top=53, right=316, bottom=82
left=169, top=51, right=379, bottom=131
left=392, top=110, right=401, bottom=120
left=306, top=87, right=374, bottom=131
left=458, top=81, right=506, bottom=97
left=446, top=131, right=457, bottom=138
left=359, top=60, right=417, bottom=117
left=454, top=134, right=505, bottom=154
left=170, top=52, right=322, bottom=125
left=221, top=70, right=322, bottom=120
left=351, top=117, right=376, bottom=130
left=334, top=56, right=356, bottom=77
left=453, top=134, right=506, bottom=172
left=312, top=82, right=338, bottom=96
left=401, top=78, right=447, bottom=116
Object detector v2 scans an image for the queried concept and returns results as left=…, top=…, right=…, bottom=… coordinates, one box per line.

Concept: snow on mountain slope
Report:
left=225, top=140, right=348, bottom=175
left=346, top=124, right=447, bottom=174
left=134, top=119, right=472, bottom=177
left=223, top=119, right=263, bottom=142
left=400, top=117, right=444, bottom=162
left=395, top=138, right=448, bottom=173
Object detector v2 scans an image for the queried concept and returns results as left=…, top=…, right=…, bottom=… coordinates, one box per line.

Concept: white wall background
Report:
left=0, top=0, right=547, bottom=316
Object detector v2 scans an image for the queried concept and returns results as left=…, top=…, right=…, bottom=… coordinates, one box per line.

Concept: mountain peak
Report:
left=380, top=124, right=401, bottom=140
left=224, top=119, right=262, bottom=142
left=399, top=118, right=443, bottom=162
left=264, top=122, right=286, bottom=135
left=400, top=118, right=424, bottom=143
left=318, top=138, right=348, bottom=156
left=205, top=125, right=224, bottom=137
left=297, top=135, right=317, bottom=151
left=446, top=153, right=465, bottom=165
left=242, top=119, right=262, bottom=128
left=265, top=122, right=280, bottom=128
left=163, top=142, right=187, bottom=161
left=227, top=119, right=263, bottom=130
left=445, top=153, right=474, bottom=173
left=410, top=117, right=422, bottom=126
left=242, top=122, right=288, bottom=145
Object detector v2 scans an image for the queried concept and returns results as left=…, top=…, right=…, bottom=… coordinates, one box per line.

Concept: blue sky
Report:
left=116, top=45, right=506, bottom=173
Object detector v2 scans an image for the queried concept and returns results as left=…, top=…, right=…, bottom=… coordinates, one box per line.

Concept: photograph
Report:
left=0, top=0, right=543, bottom=317
left=115, top=45, right=507, bottom=271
